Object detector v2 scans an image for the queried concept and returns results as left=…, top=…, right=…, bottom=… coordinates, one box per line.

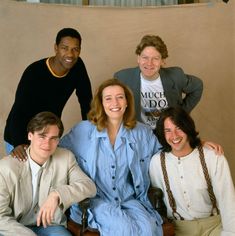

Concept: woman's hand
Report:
left=202, top=141, right=224, bottom=155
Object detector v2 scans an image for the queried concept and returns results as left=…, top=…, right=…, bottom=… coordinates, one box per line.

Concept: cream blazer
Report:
left=0, top=147, right=96, bottom=236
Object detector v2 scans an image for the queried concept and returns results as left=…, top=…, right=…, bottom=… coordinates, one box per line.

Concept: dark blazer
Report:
left=114, top=66, right=203, bottom=121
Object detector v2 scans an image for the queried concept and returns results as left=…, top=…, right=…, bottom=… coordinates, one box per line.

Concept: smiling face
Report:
left=28, top=125, right=60, bottom=165
left=102, top=85, right=127, bottom=122
left=137, top=46, right=164, bottom=80
left=53, top=36, right=81, bottom=75
left=164, top=117, right=192, bottom=157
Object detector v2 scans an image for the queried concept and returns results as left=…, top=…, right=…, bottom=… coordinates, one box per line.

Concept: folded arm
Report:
left=182, top=74, right=203, bottom=113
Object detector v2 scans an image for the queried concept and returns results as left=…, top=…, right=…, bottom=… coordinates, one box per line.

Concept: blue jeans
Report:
left=5, top=141, right=14, bottom=155
left=27, top=225, right=72, bottom=236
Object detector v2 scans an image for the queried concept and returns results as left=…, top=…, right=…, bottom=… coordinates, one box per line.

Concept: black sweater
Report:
left=4, top=57, right=92, bottom=146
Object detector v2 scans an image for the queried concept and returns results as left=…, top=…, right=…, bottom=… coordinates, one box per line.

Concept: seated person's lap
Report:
left=27, top=225, right=72, bottom=236
left=174, top=215, right=221, bottom=236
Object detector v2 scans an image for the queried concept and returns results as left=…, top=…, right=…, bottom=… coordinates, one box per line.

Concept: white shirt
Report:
left=28, top=156, right=44, bottom=202
left=140, top=74, right=168, bottom=129
left=149, top=147, right=235, bottom=234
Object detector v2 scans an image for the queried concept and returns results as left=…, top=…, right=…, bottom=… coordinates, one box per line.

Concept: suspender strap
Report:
left=160, top=146, right=219, bottom=221
left=160, top=152, right=184, bottom=220
left=197, top=145, right=220, bottom=215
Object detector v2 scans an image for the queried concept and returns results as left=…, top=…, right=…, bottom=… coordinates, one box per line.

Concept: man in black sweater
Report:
left=4, top=28, right=92, bottom=160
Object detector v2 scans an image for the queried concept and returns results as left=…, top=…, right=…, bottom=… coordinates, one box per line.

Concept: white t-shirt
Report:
left=140, top=74, right=168, bottom=129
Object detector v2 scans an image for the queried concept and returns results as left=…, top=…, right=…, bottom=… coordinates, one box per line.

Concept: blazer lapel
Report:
left=19, top=161, right=33, bottom=213
left=133, top=67, right=142, bottom=121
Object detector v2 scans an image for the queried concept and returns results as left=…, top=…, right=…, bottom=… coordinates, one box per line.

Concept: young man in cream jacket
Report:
left=0, top=111, right=96, bottom=236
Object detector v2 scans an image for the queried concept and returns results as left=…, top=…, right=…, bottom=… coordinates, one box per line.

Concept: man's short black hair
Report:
left=55, top=28, right=82, bottom=46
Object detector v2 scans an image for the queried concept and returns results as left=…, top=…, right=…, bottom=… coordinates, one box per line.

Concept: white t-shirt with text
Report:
left=140, top=74, right=168, bottom=129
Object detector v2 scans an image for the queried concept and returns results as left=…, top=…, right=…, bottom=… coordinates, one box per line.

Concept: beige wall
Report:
left=0, top=0, right=234, bottom=180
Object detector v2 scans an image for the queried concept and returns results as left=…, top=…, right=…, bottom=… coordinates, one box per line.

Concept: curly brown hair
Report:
left=135, top=35, right=168, bottom=59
